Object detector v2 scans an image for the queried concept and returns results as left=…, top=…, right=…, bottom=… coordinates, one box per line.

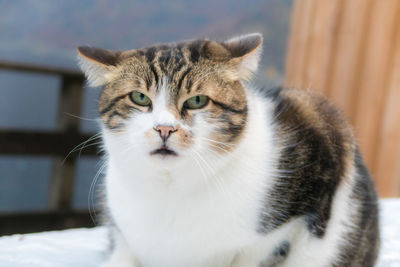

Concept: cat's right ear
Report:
left=77, top=46, right=121, bottom=87
left=222, top=33, right=263, bottom=81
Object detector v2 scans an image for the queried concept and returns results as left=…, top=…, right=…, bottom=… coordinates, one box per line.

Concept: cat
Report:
left=77, top=33, right=380, bottom=267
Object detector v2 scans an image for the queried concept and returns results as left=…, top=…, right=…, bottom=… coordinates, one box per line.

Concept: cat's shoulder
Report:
left=262, top=87, right=352, bottom=134
left=262, top=86, right=338, bottom=114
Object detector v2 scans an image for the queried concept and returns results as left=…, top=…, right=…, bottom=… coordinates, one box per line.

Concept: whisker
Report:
left=88, top=160, right=107, bottom=225
left=194, top=149, right=239, bottom=220
left=62, top=132, right=102, bottom=165
left=198, top=136, right=235, bottom=148
left=188, top=152, right=213, bottom=205
left=63, top=112, right=100, bottom=122
left=203, top=141, right=232, bottom=154
left=77, top=141, right=103, bottom=158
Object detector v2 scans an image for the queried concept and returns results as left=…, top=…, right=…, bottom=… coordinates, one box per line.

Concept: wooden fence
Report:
left=0, top=61, right=97, bottom=235
left=285, top=0, right=400, bottom=197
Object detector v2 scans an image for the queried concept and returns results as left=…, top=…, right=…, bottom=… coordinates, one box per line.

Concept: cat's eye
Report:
left=130, top=91, right=152, bottom=106
left=184, top=95, right=209, bottom=109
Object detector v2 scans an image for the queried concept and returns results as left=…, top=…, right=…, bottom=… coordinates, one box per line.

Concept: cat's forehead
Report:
left=138, top=42, right=202, bottom=90
left=139, top=41, right=201, bottom=69
left=115, top=39, right=231, bottom=97
left=133, top=39, right=231, bottom=67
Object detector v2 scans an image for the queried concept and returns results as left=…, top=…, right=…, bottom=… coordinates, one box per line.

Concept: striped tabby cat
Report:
left=77, top=33, right=379, bottom=267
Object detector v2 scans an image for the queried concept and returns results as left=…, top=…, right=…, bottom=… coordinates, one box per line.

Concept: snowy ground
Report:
left=0, top=199, right=399, bottom=267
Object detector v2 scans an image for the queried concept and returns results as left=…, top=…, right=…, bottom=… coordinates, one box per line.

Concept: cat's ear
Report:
left=223, top=33, right=263, bottom=80
left=77, top=46, right=122, bottom=86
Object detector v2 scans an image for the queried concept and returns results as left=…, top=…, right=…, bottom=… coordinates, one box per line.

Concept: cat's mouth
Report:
left=150, top=145, right=178, bottom=157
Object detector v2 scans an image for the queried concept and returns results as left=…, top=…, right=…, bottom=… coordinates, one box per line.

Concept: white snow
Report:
left=0, top=199, right=398, bottom=267
left=0, top=227, right=108, bottom=267
left=377, top=199, right=400, bottom=267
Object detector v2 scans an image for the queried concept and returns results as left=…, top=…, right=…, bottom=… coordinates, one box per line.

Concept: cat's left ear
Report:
left=77, top=46, right=122, bottom=87
left=223, top=33, right=263, bottom=80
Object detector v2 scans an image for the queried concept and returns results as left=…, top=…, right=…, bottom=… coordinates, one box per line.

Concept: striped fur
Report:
left=261, top=87, right=379, bottom=266
left=78, top=35, right=256, bottom=147
left=77, top=33, right=379, bottom=267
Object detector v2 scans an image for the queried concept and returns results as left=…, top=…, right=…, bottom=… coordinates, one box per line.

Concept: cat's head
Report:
left=77, top=33, right=262, bottom=169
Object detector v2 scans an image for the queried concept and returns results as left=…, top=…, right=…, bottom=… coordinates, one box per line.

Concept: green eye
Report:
left=130, top=91, right=152, bottom=106
left=184, top=95, right=209, bottom=109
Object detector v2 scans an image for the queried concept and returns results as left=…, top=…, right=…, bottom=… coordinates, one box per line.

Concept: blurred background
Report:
left=0, top=0, right=399, bottom=235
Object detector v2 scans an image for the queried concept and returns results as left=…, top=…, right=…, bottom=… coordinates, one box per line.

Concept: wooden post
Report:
left=49, top=76, right=84, bottom=211
left=284, top=0, right=400, bottom=197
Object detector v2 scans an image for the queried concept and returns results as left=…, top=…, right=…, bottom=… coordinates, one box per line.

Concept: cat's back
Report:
left=259, top=87, right=380, bottom=266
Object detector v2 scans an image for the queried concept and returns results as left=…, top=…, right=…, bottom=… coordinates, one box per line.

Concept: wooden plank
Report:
left=284, top=0, right=316, bottom=89
left=326, top=0, right=372, bottom=121
left=0, top=131, right=98, bottom=156
left=284, top=0, right=303, bottom=84
left=374, top=5, right=400, bottom=197
left=353, top=0, right=400, bottom=174
left=301, top=0, right=343, bottom=95
left=0, top=211, right=96, bottom=235
left=0, top=60, right=84, bottom=79
left=395, top=146, right=400, bottom=196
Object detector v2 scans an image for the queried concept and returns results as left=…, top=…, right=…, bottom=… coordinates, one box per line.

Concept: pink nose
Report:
left=155, top=125, right=176, bottom=143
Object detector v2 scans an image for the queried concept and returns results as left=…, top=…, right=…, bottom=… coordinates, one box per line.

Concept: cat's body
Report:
left=77, top=33, right=379, bottom=267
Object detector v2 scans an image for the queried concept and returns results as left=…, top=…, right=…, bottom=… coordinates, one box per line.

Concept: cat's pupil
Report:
left=196, top=96, right=200, bottom=104
left=140, top=94, right=145, bottom=100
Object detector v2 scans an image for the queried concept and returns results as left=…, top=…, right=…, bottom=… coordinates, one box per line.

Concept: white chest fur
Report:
left=104, top=93, right=276, bottom=267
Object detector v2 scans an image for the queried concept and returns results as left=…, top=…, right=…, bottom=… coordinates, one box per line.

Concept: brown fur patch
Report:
left=175, top=126, right=194, bottom=149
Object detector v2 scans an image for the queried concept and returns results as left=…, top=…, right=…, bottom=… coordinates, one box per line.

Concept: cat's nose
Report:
left=154, top=125, right=177, bottom=143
